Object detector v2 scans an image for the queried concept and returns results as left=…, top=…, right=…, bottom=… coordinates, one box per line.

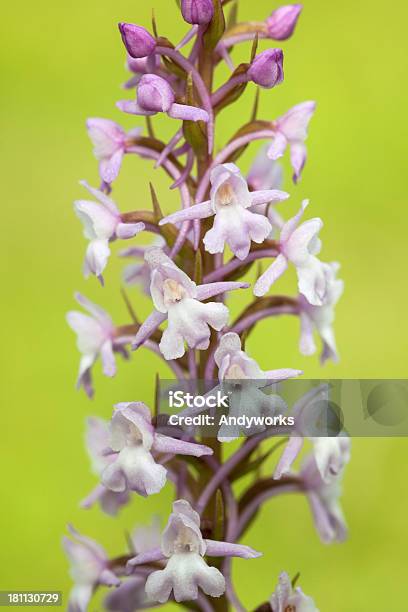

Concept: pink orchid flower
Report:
left=159, top=163, right=289, bottom=260
left=74, top=181, right=144, bottom=282
left=268, top=101, right=316, bottom=182
left=86, top=119, right=141, bottom=184
left=128, top=499, right=261, bottom=603
left=254, top=200, right=327, bottom=306
left=132, top=248, right=249, bottom=360
left=101, top=402, right=213, bottom=496
left=63, top=526, right=120, bottom=612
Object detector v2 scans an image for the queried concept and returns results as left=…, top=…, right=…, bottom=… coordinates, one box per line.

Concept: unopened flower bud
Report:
left=137, top=75, right=175, bottom=113
left=118, top=23, right=156, bottom=58
left=266, top=4, right=302, bottom=40
left=181, top=0, right=214, bottom=25
left=248, top=49, right=284, bottom=89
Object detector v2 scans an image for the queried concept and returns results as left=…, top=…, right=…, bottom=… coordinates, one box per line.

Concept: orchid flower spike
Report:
left=74, top=181, right=144, bottom=282
left=299, top=262, right=344, bottom=363
left=117, top=74, right=209, bottom=123
left=63, top=525, right=120, bottom=612
left=270, top=571, right=319, bottom=612
left=159, top=163, right=289, bottom=260
left=66, top=293, right=122, bottom=398
left=127, top=499, right=262, bottom=603
left=86, top=119, right=141, bottom=184
left=274, top=385, right=351, bottom=483
left=81, top=417, right=130, bottom=515
left=132, top=248, right=249, bottom=360
left=268, top=101, right=316, bottom=182
left=301, top=454, right=348, bottom=544
left=101, top=402, right=213, bottom=496
left=254, top=200, right=328, bottom=306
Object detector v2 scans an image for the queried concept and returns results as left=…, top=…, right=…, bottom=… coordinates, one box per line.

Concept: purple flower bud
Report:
left=137, top=75, right=175, bottom=113
left=266, top=4, right=303, bottom=40
left=181, top=0, right=214, bottom=25
left=118, top=23, right=156, bottom=58
left=248, top=49, right=284, bottom=89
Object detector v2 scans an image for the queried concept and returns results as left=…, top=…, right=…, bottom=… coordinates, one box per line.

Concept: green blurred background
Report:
left=1, top=0, right=408, bottom=609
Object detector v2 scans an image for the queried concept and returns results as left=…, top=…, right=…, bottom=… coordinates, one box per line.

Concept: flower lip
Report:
left=118, top=23, right=157, bottom=58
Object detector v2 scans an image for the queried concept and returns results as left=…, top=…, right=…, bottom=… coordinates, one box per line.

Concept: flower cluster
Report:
left=65, top=2, right=349, bottom=610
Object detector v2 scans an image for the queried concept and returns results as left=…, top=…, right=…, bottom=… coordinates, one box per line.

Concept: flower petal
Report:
left=99, top=148, right=124, bottom=184
left=290, top=141, right=307, bottom=183
left=103, top=446, right=167, bottom=496
left=274, top=435, right=304, bottom=479
left=84, top=239, right=111, bottom=279
left=168, top=103, right=209, bottom=123
left=253, top=253, right=288, bottom=296
left=277, top=101, right=316, bottom=142
left=248, top=145, right=284, bottom=191
left=132, top=310, right=167, bottom=350
left=99, top=568, right=121, bottom=588
left=116, top=222, right=145, bottom=239
left=210, top=163, right=252, bottom=210
left=196, top=281, right=249, bottom=301
left=146, top=553, right=225, bottom=603
left=299, top=311, right=317, bottom=356
left=74, top=292, right=113, bottom=328
left=68, top=584, right=93, bottom=612
left=285, top=218, right=323, bottom=266
left=116, top=100, right=157, bottom=116
left=153, top=434, right=213, bottom=457
left=267, top=132, right=287, bottom=160
left=296, top=257, right=327, bottom=306
left=202, top=213, right=229, bottom=255
left=127, top=547, right=166, bottom=568
left=204, top=540, right=262, bottom=559
left=85, top=417, right=111, bottom=473
left=249, top=189, right=289, bottom=206
left=159, top=200, right=213, bottom=226
left=100, top=340, right=116, bottom=377
left=264, top=368, right=302, bottom=381
left=160, top=325, right=185, bottom=360
left=74, top=200, right=118, bottom=240
left=79, top=180, right=120, bottom=215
